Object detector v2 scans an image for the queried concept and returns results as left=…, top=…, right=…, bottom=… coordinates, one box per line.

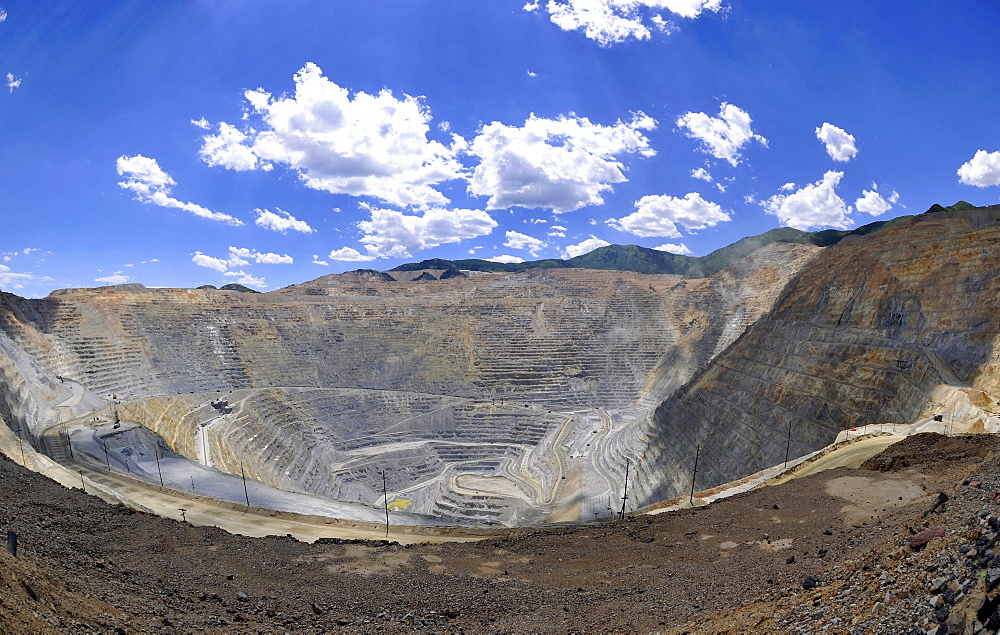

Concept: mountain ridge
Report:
left=386, top=201, right=975, bottom=280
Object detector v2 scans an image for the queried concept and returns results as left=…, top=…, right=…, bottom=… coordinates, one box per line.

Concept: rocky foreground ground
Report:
left=1, top=433, right=999, bottom=633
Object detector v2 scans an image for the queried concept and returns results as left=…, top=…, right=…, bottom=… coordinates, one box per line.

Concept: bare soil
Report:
left=0, top=433, right=996, bottom=633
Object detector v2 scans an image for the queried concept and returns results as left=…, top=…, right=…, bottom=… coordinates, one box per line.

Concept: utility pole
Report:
left=783, top=421, right=792, bottom=469
left=16, top=427, right=25, bottom=467
left=154, top=447, right=164, bottom=487
left=79, top=470, right=86, bottom=493
left=618, top=459, right=630, bottom=521
left=382, top=470, right=390, bottom=538
left=689, top=444, right=700, bottom=506
left=240, top=462, right=250, bottom=508
left=201, top=426, right=209, bottom=465
left=103, top=439, right=111, bottom=471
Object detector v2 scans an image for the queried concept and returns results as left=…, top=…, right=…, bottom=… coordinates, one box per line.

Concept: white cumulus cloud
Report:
left=6, top=72, right=20, bottom=93
left=223, top=271, right=267, bottom=289
left=854, top=184, right=899, bottom=216
left=504, top=230, right=547, bottom=257
left=200, top=122, right=263, bottom=172
left=192, top=247, right=292, bottom=272
left=200, top=63, right=465, bottom=209
left=328, top=247, right=376, bottom=262
left=608, top=192, right=730, bottom=238
left=468, top=112, right=656, bottom=213
left=562, top=235, right=611, bottom=259
left=95, top=273, right=129, bottom=285
left=254, top=208, right=315, bottom=234
left=652, top=243, right=692, bottom=255
left=190, top=117, right=210, bottom=130
left=228, top=247, right=293, bottom=265
left=354, top=205, right=498, bottom=259
left=486, top=255, right=525, bottom=264
left=192, top=253, right=231, bottom=272
left=548, top=224, right=567, bottom=238
left=530, top=0, right=724, bottom=46
left=677, top=103, right=766, bottom=166
left=691, top=167, right=713, bottom=182
left=815, top=123, right=858, bottom=162
left=116, top=154, right=243, bottom=226
left=311, top=254, right=329, bottom=266
left=762, top=171, right=853, bottom=231
left=958, top=150, right=1000, bottom=187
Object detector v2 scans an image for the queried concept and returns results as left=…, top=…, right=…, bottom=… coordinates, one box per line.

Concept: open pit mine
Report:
left=1, top=205, right=999, bottom=530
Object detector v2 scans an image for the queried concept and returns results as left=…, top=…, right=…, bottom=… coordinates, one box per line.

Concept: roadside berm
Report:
left=0, top=432, right=999, bottom=633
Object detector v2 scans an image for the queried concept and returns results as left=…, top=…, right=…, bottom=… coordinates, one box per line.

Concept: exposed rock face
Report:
left=5, top=208, right=1000, bottom=524
left=634, top=207, right=1000, bottom=506
left=0, top=242, right=818, bottom=525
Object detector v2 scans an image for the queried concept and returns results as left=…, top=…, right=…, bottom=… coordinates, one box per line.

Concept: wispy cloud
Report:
left=0, top=263, right=52, bottom=291
left=116, top=155, right=243, bottom=225
left=254, top=208, right=314, bottom=234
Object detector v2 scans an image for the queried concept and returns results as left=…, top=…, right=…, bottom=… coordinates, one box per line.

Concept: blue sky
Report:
left=2, top=1, right=999, bottom=296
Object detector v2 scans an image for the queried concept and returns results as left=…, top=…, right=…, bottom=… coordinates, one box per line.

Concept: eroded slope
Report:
left=635, top=206, right=1000, bottom=506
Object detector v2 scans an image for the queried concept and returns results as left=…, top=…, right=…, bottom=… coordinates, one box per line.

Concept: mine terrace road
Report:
left=71, top=458, right=493, bottom=545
